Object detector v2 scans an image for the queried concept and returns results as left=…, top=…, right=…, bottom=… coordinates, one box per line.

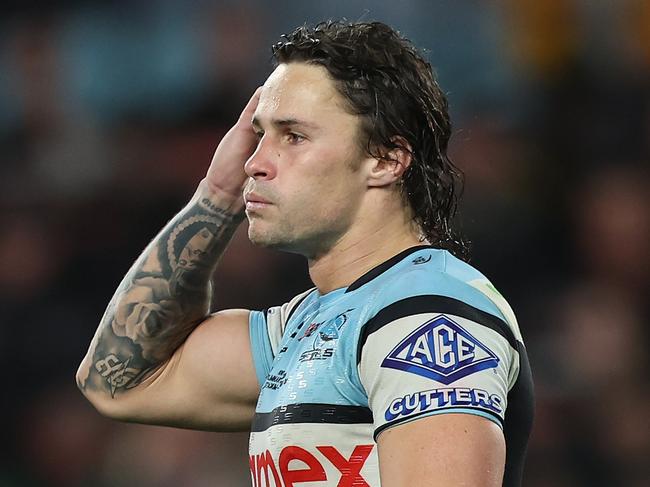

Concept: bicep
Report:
left=98, top=309, right=260, bottom=431
left=162, top=308, right=261, bottom=429
left=377, top=413, right=505, bottom=486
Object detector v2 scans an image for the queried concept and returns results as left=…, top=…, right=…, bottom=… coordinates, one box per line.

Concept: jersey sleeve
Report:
left=358, top=296, right=520, bottom=439
left=248, top=288, right=314, bottom=386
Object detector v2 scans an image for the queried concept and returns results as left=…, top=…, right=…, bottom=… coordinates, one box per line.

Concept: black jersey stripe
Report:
left=503, top=340, right=535, bottom=487
left=251, top=403, right=374, bottom=433
left=356, top=294, right=517, bottom=364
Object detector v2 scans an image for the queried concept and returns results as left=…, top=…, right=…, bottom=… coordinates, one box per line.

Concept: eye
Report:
left=286, top=132, right=306, bottom=144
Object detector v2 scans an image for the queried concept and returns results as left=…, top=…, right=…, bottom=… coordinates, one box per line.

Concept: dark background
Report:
left=1, top=1, right=648, bottom=486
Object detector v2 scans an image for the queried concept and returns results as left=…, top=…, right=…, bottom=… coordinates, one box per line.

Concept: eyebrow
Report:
left=252, top=116, right=320, bottom=131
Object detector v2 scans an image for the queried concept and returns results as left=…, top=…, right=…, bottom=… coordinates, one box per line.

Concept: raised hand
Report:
left=205, top=87, right=262, bottom=197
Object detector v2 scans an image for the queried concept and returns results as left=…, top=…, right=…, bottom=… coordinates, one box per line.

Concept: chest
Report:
left=256, top=305, right=366, bottom=411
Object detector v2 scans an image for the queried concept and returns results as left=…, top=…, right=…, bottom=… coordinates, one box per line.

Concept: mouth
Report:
left=244, top=192, right=273, bottom=211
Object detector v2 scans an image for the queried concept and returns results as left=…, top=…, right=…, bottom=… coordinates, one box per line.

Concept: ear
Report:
left=366, top=136, right=413, bottom=188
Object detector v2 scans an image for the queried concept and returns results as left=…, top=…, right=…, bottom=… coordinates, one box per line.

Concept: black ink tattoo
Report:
left=94, top=354, right=142, bottom=397
left=199, top=197, right=239, bottom=217
left=78, top=190, right=244, bottom=398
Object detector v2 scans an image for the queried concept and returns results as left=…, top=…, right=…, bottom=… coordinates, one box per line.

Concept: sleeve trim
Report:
left=374, top=407, right=503, bottom=441
left=249, top=311, right=274, bottom=387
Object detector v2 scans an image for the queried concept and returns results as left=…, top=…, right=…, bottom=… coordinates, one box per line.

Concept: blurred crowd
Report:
left=1, top=1, right=648, bottom=486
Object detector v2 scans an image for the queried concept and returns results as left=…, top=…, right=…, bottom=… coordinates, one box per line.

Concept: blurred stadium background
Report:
left=1, top=1, right=648, bottom=486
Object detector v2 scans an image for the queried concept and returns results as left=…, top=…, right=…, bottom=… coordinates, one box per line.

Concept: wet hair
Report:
left=272, top=21, right=468, bottom=259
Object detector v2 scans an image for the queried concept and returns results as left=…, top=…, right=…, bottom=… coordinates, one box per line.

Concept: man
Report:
left=77, top=21, right=533, bottom=486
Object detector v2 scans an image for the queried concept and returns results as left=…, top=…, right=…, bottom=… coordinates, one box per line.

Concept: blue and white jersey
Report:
left=248, top=246, right=534, bottom=487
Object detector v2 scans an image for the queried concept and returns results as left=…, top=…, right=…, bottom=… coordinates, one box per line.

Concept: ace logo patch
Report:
left=381, top=315, right=499, bottom=384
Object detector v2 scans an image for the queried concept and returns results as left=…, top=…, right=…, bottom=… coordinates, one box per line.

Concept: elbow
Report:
left=75, top=359, right=93, bottom=403
left=75, top=362, right=124, bottom=421
left=76, top=383, right=133, bottom=422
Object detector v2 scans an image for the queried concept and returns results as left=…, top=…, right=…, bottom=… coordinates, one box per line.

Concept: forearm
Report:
left=77, top=180, right=245, bottom=398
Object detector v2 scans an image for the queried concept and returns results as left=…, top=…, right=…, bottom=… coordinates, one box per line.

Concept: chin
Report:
left=248, top=225, right=285, bottom=249
left=248, top=227, right=309, bottom=256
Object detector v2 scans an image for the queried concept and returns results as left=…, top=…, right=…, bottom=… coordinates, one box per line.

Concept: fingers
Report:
left=238, top=86, right=263, bottom=124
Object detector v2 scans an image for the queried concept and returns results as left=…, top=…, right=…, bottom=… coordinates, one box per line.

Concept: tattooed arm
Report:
left=77, top=89, right=263, bottom=431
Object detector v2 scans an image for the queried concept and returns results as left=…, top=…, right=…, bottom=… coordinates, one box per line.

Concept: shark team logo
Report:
left=381, top=315, right=499, bottom=384
left=298, top=309, right=353, bottom=362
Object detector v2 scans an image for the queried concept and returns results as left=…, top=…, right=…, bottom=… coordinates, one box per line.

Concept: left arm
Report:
left=377, top=413, right=505, bottom=487
left=357, top=300, right=520, bottom=486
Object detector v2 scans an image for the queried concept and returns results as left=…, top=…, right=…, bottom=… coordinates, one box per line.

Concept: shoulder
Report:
left=265, top=287, right=317, bottom=327
left=353, top=251, right=527, bottom=433
left=350, top=249, right=526, bottom=395
left=362, top=249, right=519, bottom=339
left=249, top=287, right=316, bottom=353
left=248, top=287, right=317, bottom=386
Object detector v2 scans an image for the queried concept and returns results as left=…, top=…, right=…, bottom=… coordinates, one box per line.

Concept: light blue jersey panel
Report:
left=251, top=287, right=370, bottom=413
left=354, top=248, right=510, bottom=324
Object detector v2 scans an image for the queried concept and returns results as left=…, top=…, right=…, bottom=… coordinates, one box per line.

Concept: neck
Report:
left=307, top=210, right=425, bottom=294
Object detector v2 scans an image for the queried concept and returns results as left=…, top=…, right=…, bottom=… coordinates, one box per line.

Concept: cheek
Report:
left=281, top=144, right=363, bottom=214
left=298, top=176, right=359, bottom=225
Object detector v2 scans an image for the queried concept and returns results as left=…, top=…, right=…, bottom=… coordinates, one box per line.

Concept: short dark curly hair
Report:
left=272, top=20, right=468, bottom=259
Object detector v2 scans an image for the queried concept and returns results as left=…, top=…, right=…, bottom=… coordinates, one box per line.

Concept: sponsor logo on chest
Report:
left=249, top=443, right=374, bottom=487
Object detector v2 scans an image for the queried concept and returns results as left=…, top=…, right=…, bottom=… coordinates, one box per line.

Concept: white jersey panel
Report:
left=359, top=312, right=518, bottom=436
left=266, top=288, right=315, bottom=355
left=249, top=423, right=378, bottom=487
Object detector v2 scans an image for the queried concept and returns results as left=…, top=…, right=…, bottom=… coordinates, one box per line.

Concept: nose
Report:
left=244, top=135, right=277, bottom=180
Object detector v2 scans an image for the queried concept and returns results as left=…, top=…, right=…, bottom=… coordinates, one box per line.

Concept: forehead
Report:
left=255, top=63, right=352, bottom=125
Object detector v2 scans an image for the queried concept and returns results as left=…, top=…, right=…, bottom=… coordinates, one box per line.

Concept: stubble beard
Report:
left=246, top=213, right=340, bottom=258
left=247, top=215, right=296, bottom=251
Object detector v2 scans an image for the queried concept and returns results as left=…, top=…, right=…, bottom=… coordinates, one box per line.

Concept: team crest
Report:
left=298, top=309, right=353, bottom=362
left=381, top=315, right=499, bottom=384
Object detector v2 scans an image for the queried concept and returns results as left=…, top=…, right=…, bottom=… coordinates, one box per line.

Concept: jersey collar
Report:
left=344, top=245, right=435, bottom=293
